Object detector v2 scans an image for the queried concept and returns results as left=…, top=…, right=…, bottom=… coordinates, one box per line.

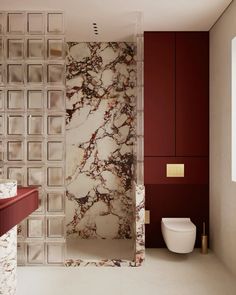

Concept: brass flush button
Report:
left=145, top=210, right=150, bottom=224
left=166, top=164, right=185, bottom=177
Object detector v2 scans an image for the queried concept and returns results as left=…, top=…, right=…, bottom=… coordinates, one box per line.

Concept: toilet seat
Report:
left=162, top=218, right=196, bottom=232
left=161, top=218, right=197, bottom=253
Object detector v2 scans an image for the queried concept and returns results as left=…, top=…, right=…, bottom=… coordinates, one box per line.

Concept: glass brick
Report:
left=47, top=167, right=63, bottom=186
left=7, top=90, right=24, bottom=109
left=47, top=13, right=64, bottom=34
left=17, top=220, right=26, bottom=239
left=136, top=36, right=144, bottom=62
left=27, top=89, right=43, bottom=109
left=27, top=13, right=44, bottom=34
left=136, top=161, right=144, bottom=185
left=7, top=115, right=24, bottom=135
left=0, top=141, right=3, bottom=161
left=0, top=115, right=3, bottom=134
left=47, top=243, right=64, bottom=265
left=0, top=13, right=5, bottom=35
left=47, top=39, right=64, bottom=59
left=47, top=217, right=64, bottom=238
left=0, top=166, right=3, bottom=178
left=17, top=243, right=25, bottom=265
left=47, top=64, right=64, bottom=84
left=27, top=64, right=43, bottom=84
left=27, top=115, right=43, bottom=135
left=137, top=136, right=144, bottom=162
left=47, top=141, right=63, bottom=161
left=27, top=39, right=44, bottom=59
left=137, top=86, right=144, bottom=111
left=7, top=64, right=24, bottom=84
left=0, top=89, right=3, bottom=109
left=137, top=111, right=144, bottom=136
left=0, top=64, right=4, bottom=85
left=27, top=141, right=43, bottom=161
left=27, top=243, right=44, bottom=265
left=47, top=90, right=64, bottom=110
left=7, top=39, right=24, bottom=60
left=7, top=166, right=24, bottom=186
left=34, top=187, right=44, bottom=213
left=7, top=141, right=24, bottom=161
left=7, top=13, right=25, bottom=34
left=47, top=191, right=64, bottom=213
left=137, top=61, right=144, bottom=87
left=0, top=38, right=3, bottom=60
left=27, top=217, right=44, bottom=238
left=47, top=116, right=64, bottom=135
left=27, top=167, right=43, bottom=186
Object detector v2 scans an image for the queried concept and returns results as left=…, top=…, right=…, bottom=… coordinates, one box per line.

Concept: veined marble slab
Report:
left=66, top=42, right=137, bottom=239
left=64, top=183, right=145, bottom=267
left=0, top=226, right=17, bottom=295
left=135, top=184, right=145, bottom=266
left=0, top=180, right=17, bottom=199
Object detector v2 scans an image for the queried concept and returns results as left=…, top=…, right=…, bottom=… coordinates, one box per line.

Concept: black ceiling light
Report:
left=93, top=22, right=99, bottom=35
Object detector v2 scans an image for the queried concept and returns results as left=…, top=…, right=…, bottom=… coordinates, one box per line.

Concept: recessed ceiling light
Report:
left=92, top=23, right=99, bottom=35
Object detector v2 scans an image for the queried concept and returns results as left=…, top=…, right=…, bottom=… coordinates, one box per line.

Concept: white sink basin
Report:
left=0, top=179, right=17, bottom=199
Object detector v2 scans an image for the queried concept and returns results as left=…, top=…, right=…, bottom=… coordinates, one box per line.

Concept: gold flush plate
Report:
left=145, top=210, right=150, bottom=224
left=166, top=164, right=185, bottom=177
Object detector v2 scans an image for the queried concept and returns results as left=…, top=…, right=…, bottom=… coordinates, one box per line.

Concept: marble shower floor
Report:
left=17, top=249, right=236, bottom=295
left=66, top=238, right=134, bottom=261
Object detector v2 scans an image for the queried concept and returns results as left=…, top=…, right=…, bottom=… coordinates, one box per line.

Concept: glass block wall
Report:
left=0, top=11, right=66, bottom=265
left=136, top=12, right=144, bottom=185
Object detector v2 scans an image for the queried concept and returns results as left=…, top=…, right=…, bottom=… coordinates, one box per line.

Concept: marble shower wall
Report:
left=66, top=42, right=137, bottom=239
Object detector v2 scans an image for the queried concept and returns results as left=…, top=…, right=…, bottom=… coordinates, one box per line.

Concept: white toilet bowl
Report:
left=161, top=218, right=196, bottom=254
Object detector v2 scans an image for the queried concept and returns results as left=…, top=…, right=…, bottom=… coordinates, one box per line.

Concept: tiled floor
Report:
left=17, top=249, right=236, bottom=295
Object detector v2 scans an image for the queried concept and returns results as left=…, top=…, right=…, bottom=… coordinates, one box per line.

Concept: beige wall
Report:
left=210, top=0, right=236, bottom=276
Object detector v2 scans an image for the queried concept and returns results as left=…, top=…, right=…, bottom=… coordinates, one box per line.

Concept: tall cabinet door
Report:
left=176, top=32, right=209, bottom=156
left=144, top=32, right=175, bottom=156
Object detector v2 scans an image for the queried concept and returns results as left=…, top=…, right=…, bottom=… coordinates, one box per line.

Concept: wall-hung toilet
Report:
left=161, top=218, right=196, bottom=254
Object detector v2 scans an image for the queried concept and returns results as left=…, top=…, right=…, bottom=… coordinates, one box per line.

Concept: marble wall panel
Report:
left=0, top=226, right=17, bottom=295
left=66, top=42, right=137, bottom=239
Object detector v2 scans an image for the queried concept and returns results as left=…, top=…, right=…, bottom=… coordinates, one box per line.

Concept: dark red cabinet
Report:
left=144, top=32, right=175, bottom=156
left=176, top=32, right=209, bottom=156
left=144, top=32, right=209, bottom=158
left=144, top=157, right=208, bottom=185
left=144, top=32, right=209, bottom=248
left=145, top=184, right=209, bottom=248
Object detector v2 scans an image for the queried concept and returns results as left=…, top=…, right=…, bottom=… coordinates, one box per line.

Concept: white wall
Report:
left=210, top=0, right=236, bottom=276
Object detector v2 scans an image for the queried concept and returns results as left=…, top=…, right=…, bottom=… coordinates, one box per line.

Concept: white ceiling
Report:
left=0, top=0, right=233, bottom=41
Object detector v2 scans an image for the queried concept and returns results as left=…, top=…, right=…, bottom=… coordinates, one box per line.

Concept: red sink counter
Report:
left=0, top=187, right=38, bottom=237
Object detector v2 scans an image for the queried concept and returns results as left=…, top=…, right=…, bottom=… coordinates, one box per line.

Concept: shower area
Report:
left=0, top=10, right=145, bottom=266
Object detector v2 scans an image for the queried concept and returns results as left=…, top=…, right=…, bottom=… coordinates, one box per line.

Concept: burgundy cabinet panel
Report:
left=144, top=32, right=175, bottom=156
left=144, top=32, right=209, bottom=248
left=176, top=32, right=209, bottom=156
left=145, top=184, right=209, bottom=248
left=144, top=157, right=209, bottom=184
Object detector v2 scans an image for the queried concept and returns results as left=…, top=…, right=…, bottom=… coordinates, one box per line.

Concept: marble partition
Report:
left=134, top=184, right=145, bottom=266
left=64, top=183, right=145, bottom=267
left=0, top=226, right=17, bottom=295
left=66, top=42, right=137, bottom=240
